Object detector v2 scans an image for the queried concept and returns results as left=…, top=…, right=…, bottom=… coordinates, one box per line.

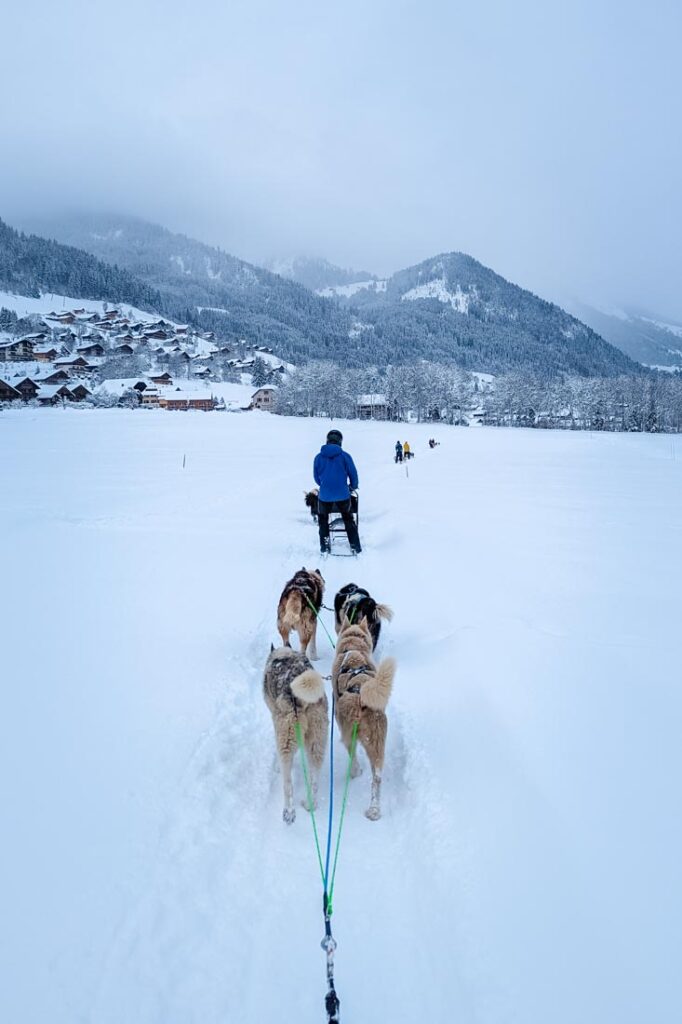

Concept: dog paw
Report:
left=364, top=805, right=381, bottom=821
left=283, top=808, right=296, bottom=825
left=301, top=797, right=318, bottom=812
left=350, top=763, right=363, bottom=778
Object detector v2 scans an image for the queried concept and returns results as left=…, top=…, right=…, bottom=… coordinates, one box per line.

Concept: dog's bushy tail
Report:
left=360, top=657, right=396, bottom=711
left=374, top=603, right=394, bottom=623
left=291, top=669, right=325, bottom=704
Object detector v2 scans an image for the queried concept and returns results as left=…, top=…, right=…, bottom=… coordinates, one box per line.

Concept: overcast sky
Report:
left=2, top=0, right=681, bottom=318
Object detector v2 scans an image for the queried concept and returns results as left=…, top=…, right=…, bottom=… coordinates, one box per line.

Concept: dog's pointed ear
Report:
left=359, top=619, right=371, bottom=635
left=270, top=642, right=275, bottom=652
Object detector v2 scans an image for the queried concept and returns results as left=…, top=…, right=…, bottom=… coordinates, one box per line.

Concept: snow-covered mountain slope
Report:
left=318, top=251, right=640, bottom=377
left=16, top=214, right=638, bottom=375
left=0, top=289, right=165, bottom=323
left=565, top=300, right=682, bottom=369
left=266, top=255, right=379, bottom=293
left=2, top=412, right=679, bottom=1024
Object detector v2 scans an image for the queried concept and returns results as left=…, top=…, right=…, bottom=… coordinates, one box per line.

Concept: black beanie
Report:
left=326, top=429, right=343, bottom=445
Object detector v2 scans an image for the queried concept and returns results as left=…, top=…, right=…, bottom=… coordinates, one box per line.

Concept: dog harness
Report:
left=337, top=656, right=374, bottom=694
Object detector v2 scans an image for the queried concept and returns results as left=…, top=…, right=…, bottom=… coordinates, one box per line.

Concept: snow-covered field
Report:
left=1, top=411, right=680, bottom=1024
left=0, top=290, right=164, bottom=323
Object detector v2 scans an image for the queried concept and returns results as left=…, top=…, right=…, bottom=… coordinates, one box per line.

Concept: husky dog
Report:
left=277, top=568, right=325, bottom=660
left=263, top=646, right=328, bottom=824
left=332, top=618, right=396, bottom=820
left=304, top=488, right=319, bottom=522
left=334, top=583, right=393, bottom=650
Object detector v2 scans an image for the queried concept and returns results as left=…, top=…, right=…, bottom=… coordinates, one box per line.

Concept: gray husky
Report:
left=263, top=646, right=328, bottom=824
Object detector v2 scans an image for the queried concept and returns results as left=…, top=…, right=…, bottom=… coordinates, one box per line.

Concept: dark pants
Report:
left=318, top=498, right=361, bottom=552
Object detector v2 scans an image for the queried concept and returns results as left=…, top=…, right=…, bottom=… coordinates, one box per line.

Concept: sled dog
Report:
left=263, top=646, right=328, bottom=824
left=334, top=583, right=393, bottom=650
left=277, top=567, right=325, bottom=660
left=304, top=488, right=319, bottom=522
left=332, top=618, right=397, bottom=820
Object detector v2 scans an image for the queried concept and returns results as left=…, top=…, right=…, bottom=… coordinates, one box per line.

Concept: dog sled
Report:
left=328, top=491, right=359, bottom=556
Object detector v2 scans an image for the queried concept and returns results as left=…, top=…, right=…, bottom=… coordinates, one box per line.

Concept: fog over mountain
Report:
left=4, top=212, right=639, bottom=377
left=2, top=0, right=681, bottom=322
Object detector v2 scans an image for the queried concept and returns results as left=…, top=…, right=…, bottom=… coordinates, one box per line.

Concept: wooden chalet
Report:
left=77, top=342, right=106, bottom=357
left=34, top=347, right=60, bottom=362
left=0, top=378, right=22, bottom=402
left=0, top=338, right=35, bottom=362
left=37, top=384, right=74, bottom=405
left=356, top=393, right=389, bottom=420
left=35, top=369, right=71, bottom=385
left=160, top=393, right=189, bottom=411
left=68, top=382, right=92, bottom=401
left=149, top=371, right=173, bottom=385
left=13, top=377, right=40, bottom=401
left=159, top=390, right=214, bottom=412
left=114, top=343, right=135, bottom=355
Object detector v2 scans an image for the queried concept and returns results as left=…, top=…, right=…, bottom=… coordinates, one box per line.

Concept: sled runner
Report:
left=328, top=492, right=359, bottom=556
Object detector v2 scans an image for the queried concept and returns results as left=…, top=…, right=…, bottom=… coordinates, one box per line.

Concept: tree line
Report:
left=275, top=362, right=682, bottom=433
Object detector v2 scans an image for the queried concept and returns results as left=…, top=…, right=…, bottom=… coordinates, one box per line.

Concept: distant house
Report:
left=35, top=369, right=71, bottom=385
left=0, top=338, right=35, bottom=362
left=160, top=393, right=189, bottom=411
left=55, top=356, right=90, bottom=371
left=34, top=346, right=60, bottom=363
left=356, top=393, right=389, bottom=420
left=149, top=371, right=173, bottom=385
left=77, top=342, right=106, bottom=358
left=250, top=386, right=277, bottom=411
left=159, top=390, right=215, bottom=412
left=68, top=382, right=92, bottom=402
left=140, top=387, right=161, bottom=406
left=0, top=378, right=22, bottom=402
left=114, top=343, right=135, bottom=355
left=193, top=364, right=212, bottom=377
left=37, top=384, right=74, bottom=405
left=144, top=329, right=170, bottom=341
left=13, top=377, right=40, bottom=401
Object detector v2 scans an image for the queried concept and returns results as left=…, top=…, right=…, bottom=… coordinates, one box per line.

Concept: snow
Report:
left=318, top=279, right=387, bottom=298
left=0, top=290, right=163, bottom=324
left=401, top=277, right=472, bottom=312
left=1, top=413, right=680, bottom=1024
left=641, top=317, right=682, bottom=339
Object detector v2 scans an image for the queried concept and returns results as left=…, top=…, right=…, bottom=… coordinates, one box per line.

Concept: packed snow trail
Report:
left=2, top=410, right=681, bottom=1023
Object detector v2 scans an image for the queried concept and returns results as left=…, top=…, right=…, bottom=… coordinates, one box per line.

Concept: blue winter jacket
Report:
left=313, top=444, right=359, bottom=503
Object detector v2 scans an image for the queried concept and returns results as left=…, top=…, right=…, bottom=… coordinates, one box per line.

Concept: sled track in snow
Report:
left=92, top=503, right=467, bottom=1023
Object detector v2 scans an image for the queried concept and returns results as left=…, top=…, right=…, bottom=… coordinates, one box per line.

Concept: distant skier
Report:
left=394, top=441, right=403, bottom=463
left=313, top=429, right=361, bottom=555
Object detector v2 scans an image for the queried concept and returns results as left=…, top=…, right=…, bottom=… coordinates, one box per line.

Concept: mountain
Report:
left=319, top=251, right=641, bottom=377
left=12, top=213, right=640, bottom=377
left=563, top=301, right=682, bottom=370
left=21, top=212, right=355, bottom=362
left=0, top=218, right=165, bottom=313
left=265, top=256, right=377, bottom=293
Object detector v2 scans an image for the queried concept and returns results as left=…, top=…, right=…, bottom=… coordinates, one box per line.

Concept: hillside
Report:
left=20, top=212, right=356, bottom=362
left=3, top=411, right=678, bottom=1023
left=13, top=213, right=640, bottom=376
left=325, top=252, right=642, bottom=377
left=265, top=256, right=378, bottom=292
left=0, top=218, right=165, bottom=314
left=565, top=300, right=682, bottom=370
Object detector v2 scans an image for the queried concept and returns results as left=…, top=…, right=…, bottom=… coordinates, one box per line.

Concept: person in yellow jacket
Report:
left=403, top=441, right=412, bottom=460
